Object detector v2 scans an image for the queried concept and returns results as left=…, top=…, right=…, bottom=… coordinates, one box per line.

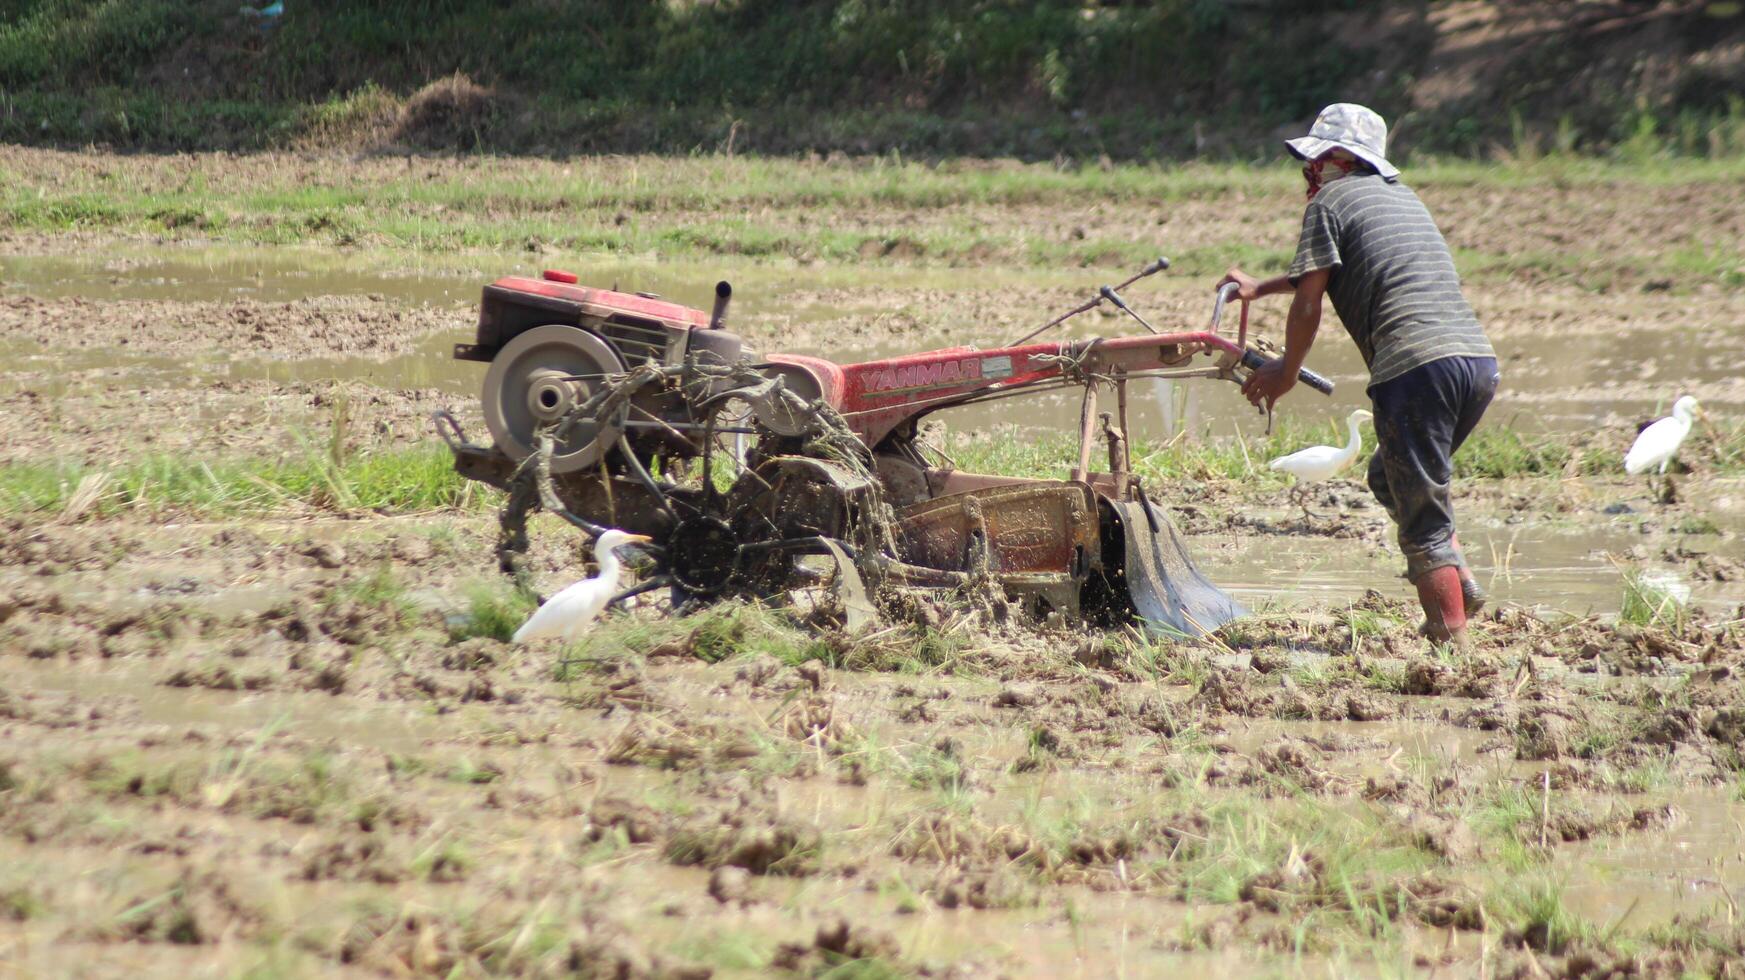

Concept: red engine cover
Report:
left=492, top=276, right=711, bottom=329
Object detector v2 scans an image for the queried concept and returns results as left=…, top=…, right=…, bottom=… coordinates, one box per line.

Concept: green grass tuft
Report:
left=1619, top=568, right=1690, bottom=631
left=449, top=581, right=539, bottom=644
left=683, top=603, right=831, bottom=666
left=943, top=418, right=1712, bottom=488
left=324, top=566, right=410, bottom=611
left=1489, top=878, right=1592, bottom=954
left=0, top=444, right=493, bottom=518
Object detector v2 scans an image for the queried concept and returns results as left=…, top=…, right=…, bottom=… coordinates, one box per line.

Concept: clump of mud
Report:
left=395, top=73, right=501, bottom=150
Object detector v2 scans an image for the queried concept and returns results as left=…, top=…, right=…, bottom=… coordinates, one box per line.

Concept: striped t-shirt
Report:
left=1287, top=174, right=1494, bottom=386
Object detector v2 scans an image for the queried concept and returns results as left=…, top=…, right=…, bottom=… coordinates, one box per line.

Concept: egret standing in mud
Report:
left=1269, top=409, right=1372, bottom=519
left=513, top=529, right=652, bottom=644
left=1625, top=395, right=1703, bottom=501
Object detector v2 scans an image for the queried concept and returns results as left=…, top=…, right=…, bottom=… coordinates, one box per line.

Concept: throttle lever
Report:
left=1098, top=285, right=1159, bottom=334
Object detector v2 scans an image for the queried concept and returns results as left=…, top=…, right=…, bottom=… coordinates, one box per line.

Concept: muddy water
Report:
left=1202, top=513, right=1745, bottom=614
left=8, top=246, right=1739, bottom=435
left=6, top=246, right=1743, bottom=618
left=1556, top=791, right=1745, bottom=927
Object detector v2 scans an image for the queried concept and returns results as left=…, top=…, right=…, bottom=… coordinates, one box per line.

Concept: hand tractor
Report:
left=432, top=260, right=1334, bottom=638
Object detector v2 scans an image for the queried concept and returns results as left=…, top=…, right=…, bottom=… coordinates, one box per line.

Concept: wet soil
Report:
left=6, top=154, right=1745, bottom=976
left=3, top=510, right=1745, bottom=976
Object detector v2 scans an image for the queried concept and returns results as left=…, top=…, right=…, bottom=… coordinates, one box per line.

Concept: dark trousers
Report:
left=1366, top=356, right=1500, bottom=581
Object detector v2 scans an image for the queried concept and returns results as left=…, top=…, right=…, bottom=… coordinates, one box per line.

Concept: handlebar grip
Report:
left=1239, top=350, right=1335, bottom=396
left=1296, top=366, right=1336, bottom=396
left=1210, top=281, right=1240, bottom=331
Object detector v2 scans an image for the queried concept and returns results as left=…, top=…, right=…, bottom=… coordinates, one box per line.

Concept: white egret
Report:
left=512, top=529, right=653, bottom=644
left=1625, top=396, right=1702, bottom=499
left=1269, top=409, right=1373, bottom=519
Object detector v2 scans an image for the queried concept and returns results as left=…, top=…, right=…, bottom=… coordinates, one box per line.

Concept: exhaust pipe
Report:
left=709, top=280, right=732, bottom=330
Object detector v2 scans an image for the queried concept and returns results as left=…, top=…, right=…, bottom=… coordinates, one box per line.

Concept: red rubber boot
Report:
left=1450, top=534, right=1485, bottom=616
left=1415, top=565, right=1469, bottom=650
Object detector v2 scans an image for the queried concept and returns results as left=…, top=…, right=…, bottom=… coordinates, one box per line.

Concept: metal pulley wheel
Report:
left=481, top=325, right=625, bottom=473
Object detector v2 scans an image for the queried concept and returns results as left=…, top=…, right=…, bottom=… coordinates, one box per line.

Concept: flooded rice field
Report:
left=5, top=245, right=1741, bottom=610
left=4, top=172, right=1745, bottom=977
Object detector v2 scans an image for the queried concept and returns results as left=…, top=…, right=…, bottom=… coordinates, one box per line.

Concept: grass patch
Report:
left=946, top=417, right=1684, bottom=487
left=409, top=837, right=471, bottom=882
left=1360, top=661, right=1407, bottom=694
left=322, top=565, right=411, bottom=611
left=1674, top=516, right=1723, bottom=535
left=445, top=758, right=502, bottom=786
left=825, top=623, right=973, bottom=674
left=0, top=444, right=492, bottom=518
left=682, top=602, right=831, bottom=666
left=1450, top=426, right=1602, bottom=478
left=948, top=419, right=1329, bottom=486
left=898, top=742, right=971, bottom=799
left=1488, top=877, right=1592, bottom=954
left=667, top=930, right=770, bottom=971
left=1122, top=639, right=1213, bottom=687
left=448, top=581, right=539, bottom=644
left=1619, top=567, right=1691, bottom=631
left=86, top=739, right=352, bottom=824
left=0, top=885, right=45, bottom=922
left=1467, top=784, right=1549, bottom=871
left=548, top=602, right=828, bottom=679
left=5, top=148, right=1745, bottom=289
left=1162, top=792, right=1439, bottom=941
left=1635, top=913, right=1745, bottom=961
left=1601, top=759, right=1674, bottom=795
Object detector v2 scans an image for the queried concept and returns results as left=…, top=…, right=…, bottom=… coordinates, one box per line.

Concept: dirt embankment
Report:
left=4, top=1, right=1744, bottom=157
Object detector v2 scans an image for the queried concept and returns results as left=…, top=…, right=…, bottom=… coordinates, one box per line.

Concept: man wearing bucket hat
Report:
left=1217, top=103, right=1499, bottom=648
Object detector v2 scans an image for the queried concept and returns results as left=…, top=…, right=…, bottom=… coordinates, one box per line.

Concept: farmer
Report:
left=1217, top=103, right=1498, bottom=647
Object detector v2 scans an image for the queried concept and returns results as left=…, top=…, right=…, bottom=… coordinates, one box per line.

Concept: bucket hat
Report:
left=1285, top=103, right=1399, bottom=179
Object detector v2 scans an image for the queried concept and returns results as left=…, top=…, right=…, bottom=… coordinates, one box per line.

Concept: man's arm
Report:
left=1277, top=267, right=1329, bottom=379
left=1217, top=267, right=1297, bottom=302
left=1239, top=267, right=1330, bottom=410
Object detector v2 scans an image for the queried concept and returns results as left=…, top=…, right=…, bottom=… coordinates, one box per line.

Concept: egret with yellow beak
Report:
left=1625, top=395, right=1703, bottom=499
left=513, top=529, right=653, bottom=643
left=1269, top=409, right=1373, bottom=519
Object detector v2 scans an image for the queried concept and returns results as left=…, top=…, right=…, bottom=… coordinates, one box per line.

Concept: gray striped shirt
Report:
left=1287, top=175, right=1494, bottom=386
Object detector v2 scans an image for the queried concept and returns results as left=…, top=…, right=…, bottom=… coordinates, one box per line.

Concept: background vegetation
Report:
left=2, top=0, right=1744, bottom=159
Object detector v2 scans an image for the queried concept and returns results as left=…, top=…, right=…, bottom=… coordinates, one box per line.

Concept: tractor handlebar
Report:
left=1210, top=281, right=1241, bottom=333
left=1211, top=282, right=1335, bottom=397
left=1239, top=349, right=1335, bottom=396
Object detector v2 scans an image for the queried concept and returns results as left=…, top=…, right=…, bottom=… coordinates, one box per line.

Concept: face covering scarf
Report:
left=1302, top=153, right=1366, bottom=200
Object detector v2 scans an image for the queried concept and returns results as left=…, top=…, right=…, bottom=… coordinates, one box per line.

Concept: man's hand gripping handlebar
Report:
left=1210, top=282, right=1336, bottom=396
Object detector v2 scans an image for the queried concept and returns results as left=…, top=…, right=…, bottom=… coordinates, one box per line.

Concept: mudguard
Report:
left=1106, top=499, right=1244, bottom=638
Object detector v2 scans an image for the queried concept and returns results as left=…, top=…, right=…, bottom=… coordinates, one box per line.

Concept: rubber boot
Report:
left=1415, top=565, right=1469, bottom=650
left=1460, top=574, right=1486, bottom=617
left=1421, top=578, right=1484, bottom=634
left=1450, top=535, right=1485, bottom=617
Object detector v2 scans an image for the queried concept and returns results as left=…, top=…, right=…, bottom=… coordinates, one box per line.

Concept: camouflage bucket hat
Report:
left=1285, top=103, right=1399, bottom=179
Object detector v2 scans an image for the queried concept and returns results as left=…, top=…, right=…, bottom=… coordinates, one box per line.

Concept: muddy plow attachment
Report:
left=1105, top=500, right=1245, bottom=637
left=436, top=263, right=1318, bottom=639
left=886, top=484, right=1242, bottom=637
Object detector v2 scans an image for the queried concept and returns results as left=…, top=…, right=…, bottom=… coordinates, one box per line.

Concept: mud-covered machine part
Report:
left=435, top=268, right=1283, bottom=638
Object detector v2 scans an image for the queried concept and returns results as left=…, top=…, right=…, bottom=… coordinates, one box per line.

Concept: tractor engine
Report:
left=436, top=266, right=1264, bottom=637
